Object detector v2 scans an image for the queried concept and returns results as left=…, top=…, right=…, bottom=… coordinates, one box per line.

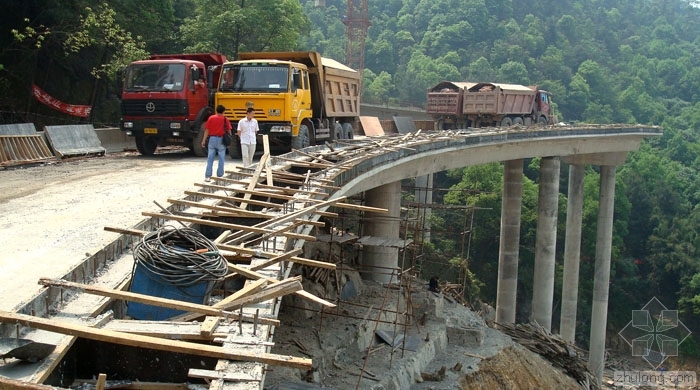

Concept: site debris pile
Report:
left=497, top=321, right=600, bottom=389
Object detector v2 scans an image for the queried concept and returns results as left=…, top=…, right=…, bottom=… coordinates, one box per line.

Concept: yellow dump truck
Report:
left=215, top=51, right=361, bottom=157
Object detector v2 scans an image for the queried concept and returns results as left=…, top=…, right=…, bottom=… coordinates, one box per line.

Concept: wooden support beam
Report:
left=0, top=311, right=311, bottom=369
left=193, top=184, right=299, bottom=202
left=225, top=263, right=335, bottom=308
left=263, top=135, right=273, bottom=187
left=288, top=148, right=340, bottom=166
left=219, top=244, right=335, bottom=270
left=238, top=153, right=268, bottom=210
left=274, top=154, right=334, bottom=168
left=141, top=211, right=273, bottom=234
left=249, top=249, right=302, bottom=272
left=212, top=278, right=268, bottom=309
left=233, top=170, right=341, bottom=190
left=71, top=380, right=190, bottom=389
left=220, top=178, right=330, bottom=198
left=222, top=196, right=347, bottom=245
left=183, top=190, right=284, bottom=210
left=237, top=165, right=336, bottom=183
left=38, top=278, right=279, bottom=326
left=104, top=320, right=228, bottom=340
left=215, top=276, right=302, bottom=310
left=188, top=368, right=259, bottom=382
left=166, top=198, right=274, bottom=219
left=96, top=373, right=107, bottom=390
left=103, top=226, right=148, bottom=236
left=200, top=316, right=221, bottom=337
left=0, top=376, right=64, bottom=389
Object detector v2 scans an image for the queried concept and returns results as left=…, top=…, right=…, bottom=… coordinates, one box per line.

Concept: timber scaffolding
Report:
left=0, top=125, right=660, bottom=388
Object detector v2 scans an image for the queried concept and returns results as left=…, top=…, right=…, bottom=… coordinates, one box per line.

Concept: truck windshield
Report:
left=124, top=63, right=186, bottom=92
left=219, top=64, right=289, bottom=93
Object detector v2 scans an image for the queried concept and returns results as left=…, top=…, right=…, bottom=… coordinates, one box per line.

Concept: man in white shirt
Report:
left=237, top=107, right=259, bottom=167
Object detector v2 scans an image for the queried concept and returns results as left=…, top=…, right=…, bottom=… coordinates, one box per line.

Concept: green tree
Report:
left=180, top=0, right=311, bottom=58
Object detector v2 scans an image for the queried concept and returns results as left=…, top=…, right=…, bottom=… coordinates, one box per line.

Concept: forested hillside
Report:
left=2, top=0, right=700, bottom=357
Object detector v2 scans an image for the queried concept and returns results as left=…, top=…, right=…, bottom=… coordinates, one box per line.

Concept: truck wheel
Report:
left=538, top=116, right=549, bottom=125
left=292, top=125, right=310, bottom=150
left=500, top=117, right=513, bottom=127
left=513, top=117, right=524, bottom=126
left=229, top=135, right=242, bottom=159
left=135, top=135, right=158, bottom=156
left=332, top=123, right=343, bottom=140
left=192, top=126, right=207, bottom=157
left=342, top=123, right=354, bottom=139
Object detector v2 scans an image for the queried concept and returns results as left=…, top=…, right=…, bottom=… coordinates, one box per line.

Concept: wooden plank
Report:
left=263, top=135, right=273, bottom=187
left=233, top=170, right=342, bottom=190
left=104, top=320, right=225, bottom=340
left=141, top=211, right=274, bottom=234
left=214, top=276, right=302, bottom=310
left=220, top=244, right=335, bottom=270
left=71, top=380, right=189, bottom=389
left=238, top=153, right=268, bottom=210
left=222, top=196, right=347, bottom=245
left=166, top=198, right=274, bottom=219
left=188, top=368, right=259, bottom=382
left=237, top=165, right=336, bottom=183
left=183, top=190, right=284, bottom=210
left=274, top=155, right=334, bottom=168
left=0, top=311, right=312, bottom=369
left=200, top=316, right=221, bottom=337
left=249, top=248, right=302, bottom=272
left=225, top=263, right=335, bottom=308
left=223, top=178, right=330, bottom=198
left=96, top=373, right=107, bottom=390
left=0, top=375, right=66, bottom=389
left=212, top=278, right=268, bottom=309
left=38, top=278, right=279, bottom=326
left=103, top=226, right=148, bottom=236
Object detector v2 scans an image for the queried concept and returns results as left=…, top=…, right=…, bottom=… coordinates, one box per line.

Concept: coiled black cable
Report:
left=132, top=226, right=228, bottom=288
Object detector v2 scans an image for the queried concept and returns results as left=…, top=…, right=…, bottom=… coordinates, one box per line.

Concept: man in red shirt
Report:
left=201, top=105, right=232, bottom=182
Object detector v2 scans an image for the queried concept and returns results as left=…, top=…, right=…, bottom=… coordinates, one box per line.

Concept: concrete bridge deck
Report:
left=0, top=123, right=661, bottom=389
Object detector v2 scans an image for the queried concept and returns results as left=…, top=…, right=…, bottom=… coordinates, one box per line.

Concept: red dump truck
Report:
left=427, top=81, right=553, bottom=130
left=119, top=53, right=227, bottom=156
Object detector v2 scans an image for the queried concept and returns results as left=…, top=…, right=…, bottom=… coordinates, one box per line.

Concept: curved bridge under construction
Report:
left=0, top=124, right=662, bottom=389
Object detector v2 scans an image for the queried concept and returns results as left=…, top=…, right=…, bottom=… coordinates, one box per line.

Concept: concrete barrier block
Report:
left=44, top=124, right=106, bottom=158
left=94, top=127, right=136, bottom=153
left=0, top=123, right=38, bottom=136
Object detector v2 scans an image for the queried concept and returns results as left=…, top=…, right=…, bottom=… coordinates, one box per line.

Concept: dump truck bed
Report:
left=462, top=82, right=537, bottom=116
left=426, top=81, right=477, bottom=115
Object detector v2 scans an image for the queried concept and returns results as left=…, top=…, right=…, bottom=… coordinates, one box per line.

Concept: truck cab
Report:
left=119, top=53, right=227, bottom=156
left=215, top=51, right=360, bottom=157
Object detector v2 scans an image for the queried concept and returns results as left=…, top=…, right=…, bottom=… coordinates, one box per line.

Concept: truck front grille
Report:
left=121, top=99, right=189, bottom=116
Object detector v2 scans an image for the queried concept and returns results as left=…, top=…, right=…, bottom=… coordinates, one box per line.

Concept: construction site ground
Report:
left=0, top=149, right=664, bottom=389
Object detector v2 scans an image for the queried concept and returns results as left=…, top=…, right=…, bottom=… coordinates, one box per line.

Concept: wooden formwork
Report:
left=0, top=134, right=55, bottom=166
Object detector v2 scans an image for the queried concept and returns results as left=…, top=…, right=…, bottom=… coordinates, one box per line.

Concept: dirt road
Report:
left=0, top=149, right=240, bottom=311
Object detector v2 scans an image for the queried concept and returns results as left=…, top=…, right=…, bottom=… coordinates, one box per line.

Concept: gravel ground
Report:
left=0, top=149, right=240, bottom=312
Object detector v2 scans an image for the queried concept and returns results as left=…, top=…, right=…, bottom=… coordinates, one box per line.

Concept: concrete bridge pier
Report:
left=532, top=157, right=561, bottom=332
left=362, top=181, right=402, bottom=283
left=560, top=163, right=585, bottom=343
left=495, top=159, right=524, bottom=324
left=587, top=153, right=626, bottom=383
